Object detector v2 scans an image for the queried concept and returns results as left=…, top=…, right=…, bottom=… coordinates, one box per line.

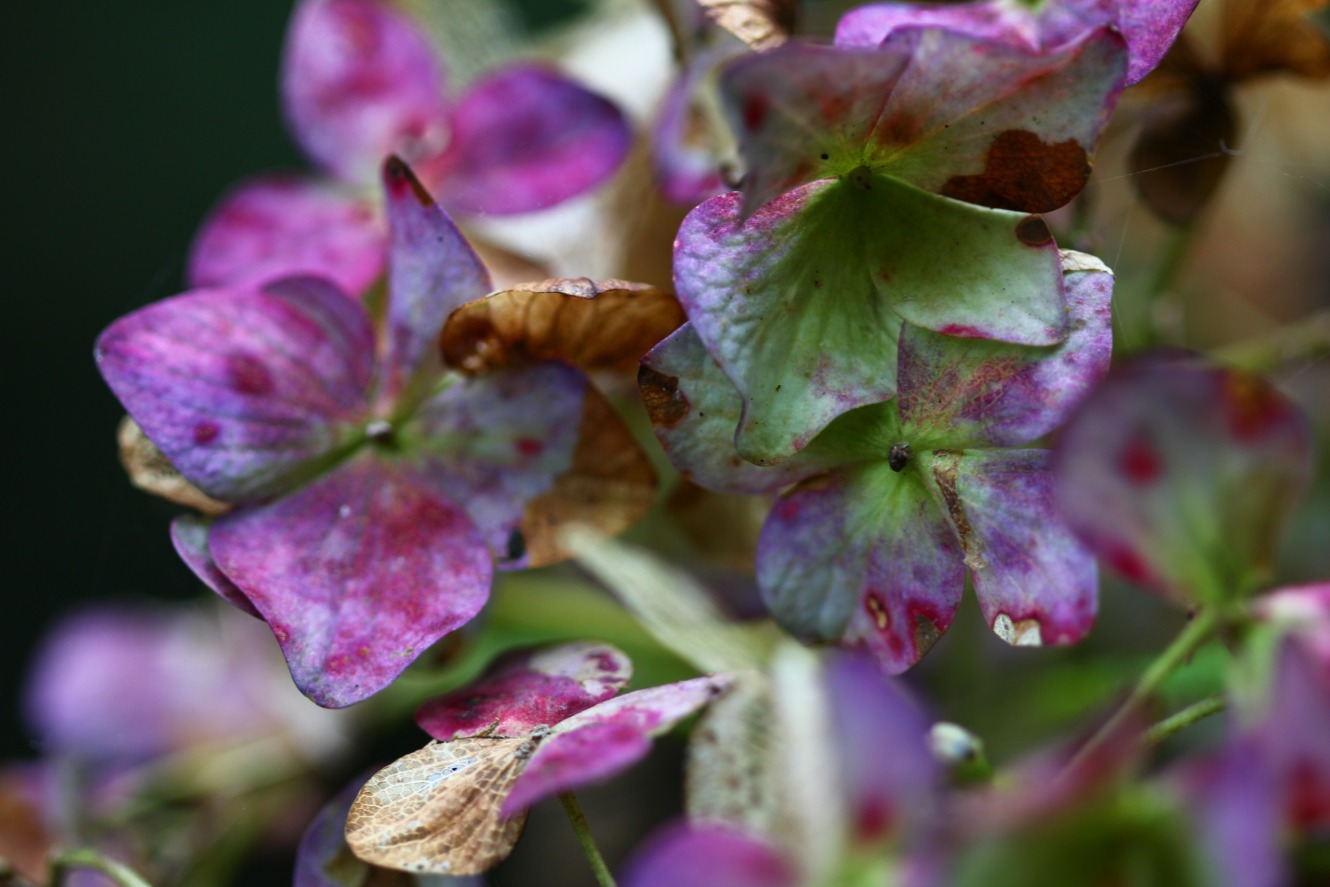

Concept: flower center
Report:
left=887, top=442, right=912, bottom=472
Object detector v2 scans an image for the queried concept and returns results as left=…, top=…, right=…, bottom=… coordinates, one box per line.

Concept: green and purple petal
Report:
left=758, top=466, right=965, bottom=672
left=897, top=250, right=1114, bottom=448
left=674, top=177, right=1063, bottom=464
left=186, top=175, right=386, bottom=295
left=282, top=0, right=450, bottom=184
left=621, top=823, right=797, bottom=887
left=723, top=27, right=1127, bottom=214
left=95, top=278, right=375, bottom=502
left=1054, top=355, right=1314, bottom=604
left=423, top=65, right=631, bottom=216
left=208, top=455, right=492, bottom=708
left=415, top=641, right=633, bottom=740
left=934, top=449, right=1097, bottom=648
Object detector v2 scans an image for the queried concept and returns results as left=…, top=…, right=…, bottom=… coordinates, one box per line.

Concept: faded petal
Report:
left=209, top=455, right=491, bottom=708
left=427, top=65, right=631, bottom=215
left=282, top=0, right=450, bottom=183
left=378, top=158, right=491, bottom=408
left=411, top=362, right=654, bottom=570
left=651, top=49, right=731, bottom=206
left=1054, top=355, right=1313, bottom=604
left=170, top=515, right=259, bottom=618
left=758, top=465, right=965, bottom=672
left=415, top=641, right=633, bottom=740
left=675, top=179, right=1063, bottom=464
left=95, top=278, right=375, bottom=502
left=186, top=174, right=385, bottom=296
left=723, top=28, right=1127, bottom=215
left=932, top=449, right=1097, bottom=648
left=897, top=250, right=1113, bottom=448
left=621, top=823, right=797, bottom=887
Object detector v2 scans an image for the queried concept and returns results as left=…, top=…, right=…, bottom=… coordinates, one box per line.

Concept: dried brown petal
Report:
left=1129, top=89, right=1237, bottom=225
left=345, top=737, right=534, bottom=875
left=698, top=0, right=797, bottom=51
left=440, top=278, right=685, bottom=375
left=117, top=416, right=230, bottom=515
left=1220, top=0, right=1330, bottom=80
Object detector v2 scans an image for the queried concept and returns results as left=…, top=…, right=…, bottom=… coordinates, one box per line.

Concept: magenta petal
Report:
left=186, top=174, right=386, bottom=295
left=1183, top=744, right=1285, bottom=887
left=282, top=0, right=450, bottom=183
left=377, top=159, right=490, bottom=407
left=835, top=2, right=1040, bottom=50
left=897, top=251, right=1114, bottom=448
left=169, top=515, right=260, bottom=618
left=209, top=456, right=492, bottom=708
left=425, top=65, right=629, bottom=215
left=948, top=449, right=1097, bottom=647
left=95, top=278, right=375, bottom=502
left=500, top=721, right=649, bottom=816
left=415, top=641, right=633, bottom=740
left=758, top=468, right=966, bottom=673
left=622, top=823, right=797, bottom=887
left=1260, top=638, right=1330, bottom=827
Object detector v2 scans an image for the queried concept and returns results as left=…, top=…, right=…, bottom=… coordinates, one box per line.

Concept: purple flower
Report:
left=97, top=160, right=656, bottom=708
left=643, top=251, right=1113, bottom=671
left=188, top=0, right=632, bottom=296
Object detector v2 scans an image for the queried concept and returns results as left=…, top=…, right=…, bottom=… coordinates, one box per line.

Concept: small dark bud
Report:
left=888, top=442, right=912, bottom=472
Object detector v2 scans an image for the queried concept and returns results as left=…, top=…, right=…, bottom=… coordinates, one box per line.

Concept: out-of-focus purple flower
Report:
left=97, top=160, right=656, bottom=708
left=188, top=0, right=631, bottom=296
left=344, top=641, right=727, bottom=875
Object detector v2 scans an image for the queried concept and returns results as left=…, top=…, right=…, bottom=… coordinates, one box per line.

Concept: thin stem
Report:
left=1144, top=694, right=1227, bottom=746
left=50, top=848, right=153, bottom=887
left=559, top=792, right=618, bottom=887
left=1065, top=609, right=1219, bottom=774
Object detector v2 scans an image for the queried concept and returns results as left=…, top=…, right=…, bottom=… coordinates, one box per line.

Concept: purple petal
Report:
left=1255, top=583, right=1330, bottom=674
left=836, top=2, right=1040, bottom=50
left=651, top=50, right=729, bottom=206
left=186, top=174, right=386, bottom=296
left=1260, top=638, right=1330, bottom=829
left=502, top=676, right=726, bottom=815
left=169, top=515, right=259, bottom=618
left=825, top=653, right=936, bottom=845
left=209, top=455, right=492, bottom=708
left=415, top=641, right=633, bottom=740
left=723, top=28, right=1127, bottom=215
left=1182, top=744, right=1285, bottom=887
left=621, top=823, right=797, bottom=887
left=95, top=278, right=375, bottom=502
left=897, top=250, right=1114, bottom=448
left=758, top=467, right=966, bottom=673
left=426, top=65, right=631, bottom=215
left=282, top=0, right=450, bottom=183
left=937, top=449, right=1097, bottom=647
left=1054, top=355, right=1313, bottom=604
left=377, top=158, right=491, bottom=408
left=1038, top=0, right=1200, bottom=86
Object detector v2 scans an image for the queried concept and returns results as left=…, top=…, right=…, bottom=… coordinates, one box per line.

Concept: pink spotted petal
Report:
left=415, top=641, right=633, bottom=740
left=282, top=0, right=450, bottom=183
left=758, top=467, right=966, bottom=673
left=209, top=455, right=492, bottom=708
left=376, top=158, right=490, bottom=408
left=939, top=449, right=1097, bottom=648
left=169, top=515, right=259, bottom=618
left=95, top=278, right=375, bottom=502
left=186, top=174, right=385, bottom=296
left=897, top=250, right=1114, bottom=448
left=1054, top=355, right=1313, bottom=605
left=622, top=823, right=797, bottom=887
left=426, top=65, right=631, bottom=215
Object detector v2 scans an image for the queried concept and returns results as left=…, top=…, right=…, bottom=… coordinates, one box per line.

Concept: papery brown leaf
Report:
left=519, top=386, right=657, bottom=567
left=1129, top=88, right=1238, bottom=224
left=117, top=416, right=230, bottom=515
left=1220, top=0, right=1330, bottom=80
left=441, top=278, right=685, bottom=375
left=0, top=773, right=52, bottom=883
left=698, top=0, right=797, bottom=51
left=344, top=737, right=534, bottom=875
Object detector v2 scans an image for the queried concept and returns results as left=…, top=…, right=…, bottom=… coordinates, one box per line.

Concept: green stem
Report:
left=1144, top=694, right=1227, bottom=746
left=50, top=848, right=153, bottom=887
left=559, top=792, right=618, bottom=887
left=1066, top=609, right=1219, bottom=774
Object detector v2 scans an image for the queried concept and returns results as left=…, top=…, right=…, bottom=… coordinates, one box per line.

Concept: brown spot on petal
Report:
left=227, top=352, right=274, bottom=396
left=384, top=155, right=436, bottom=207
left=941, top=130, right=1089, bottom=213
left=913, top=612, right=942, bottom=655
left=866, top=593, right=891, bottom=631
left=931, top=451, right=985, bottom=571
left=638, top=366, right=690, bottom=428
left=1016, top=214, right=1053, bottom=246
left=441, top=279, right=684, bottom=375
left=117, top=416, right=230, bottom=514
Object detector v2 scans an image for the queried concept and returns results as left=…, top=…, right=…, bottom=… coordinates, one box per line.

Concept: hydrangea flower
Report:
left=836, top=0, right=1200, bottom=86
left=643, top=251, right=1113, bottom=670
left=674, top=22, right=1127, bottom=463
left=188, top=0, right=632, bottom=296
left=1054, top=353, right=1313, bottom=606
left=344, top=641, right=727, bottom=875
left=96, top=159, right=657, bottom=708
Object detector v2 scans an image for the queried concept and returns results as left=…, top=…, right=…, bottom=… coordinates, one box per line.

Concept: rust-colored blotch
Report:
left=941, top=129, right=1088, bottom=214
